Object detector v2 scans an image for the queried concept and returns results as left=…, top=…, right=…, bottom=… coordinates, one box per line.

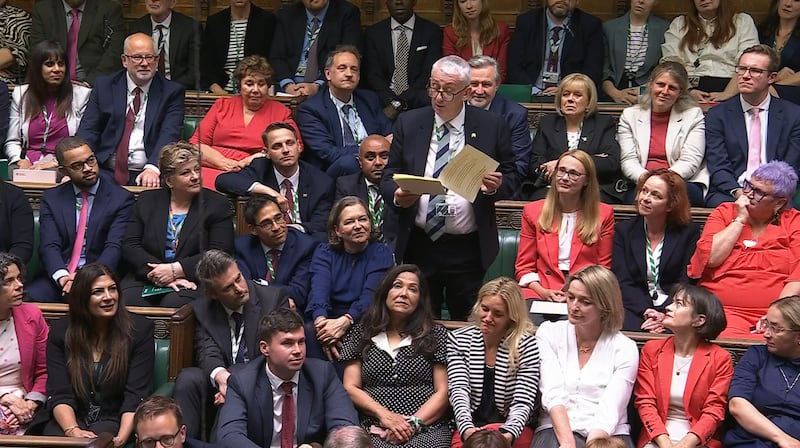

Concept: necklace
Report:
left=779, top=366, right=800, bottom=392
left=579, top=344, right=594, bottom=354
left=674, top=356, right=692, bottom=376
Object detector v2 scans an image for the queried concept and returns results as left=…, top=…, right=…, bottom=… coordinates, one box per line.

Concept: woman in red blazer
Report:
left=634, top=284, right=733, bottom=448
left=443, top=0, right=511, bottom=82
left=0, top=253, right=48, bottom=434
left=515, top=150, right=614, bottom=316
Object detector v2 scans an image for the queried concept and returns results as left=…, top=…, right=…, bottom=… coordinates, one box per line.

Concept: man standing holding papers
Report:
left=381, top=55, right=517, bottom=320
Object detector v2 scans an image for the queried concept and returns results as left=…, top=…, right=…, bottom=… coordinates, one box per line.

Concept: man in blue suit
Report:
left=705, top=44, right=800, bottom=207
left=467, top=55, right=532, bottom=178
left=216, top=308, right=358, bottom=448
left=77, top=33, right=185, bottom=188
left=296, top=45, right=392, bottom=177
left=235, top=194, right=319, bottom=313
left=380, top=55, right=519, bottom=320
left=26, top=137, right=133, bottom=302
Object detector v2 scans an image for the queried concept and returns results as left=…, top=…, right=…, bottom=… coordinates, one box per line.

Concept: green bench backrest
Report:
left=484, top=228, right=520, bottom=282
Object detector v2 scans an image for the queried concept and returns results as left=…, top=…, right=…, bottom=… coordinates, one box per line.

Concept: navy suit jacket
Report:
left=127, top=11, right=203, bottom=90
left=295, top=86, right=392, bottom=176
left=380, top=105, right=518, bottom=269
left=507, top=7, right=604, bottom=88
left=612, top=215, right=701, bottom=331
left=335, top=172, right=369, bottom=203
left=0, top=181, right=34, bottom=263
left=488, top=94, right=532, bottom=177
left=705, top=95, right=800, bottom=206
left=38, top=176, right=133, bottom=278
left=192, top=280, right=288, bottom=380
left=216, top=357, right=358, bottom=448
left=234, top=229, right=319, bottom=311
left=216, top=160, right=334, bottom=240
left=362, top=15, right=443, bottom=109
left=269, top=0, right=362, bottom=85
left=77, top=70, right=185, bottom=174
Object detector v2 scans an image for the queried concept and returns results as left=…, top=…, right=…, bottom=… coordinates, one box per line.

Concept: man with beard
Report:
left=26, top=137, right=133, bottom=302
left=507, top=0, right=603, bottom=97
left=335, top=135, right=390, bottom=238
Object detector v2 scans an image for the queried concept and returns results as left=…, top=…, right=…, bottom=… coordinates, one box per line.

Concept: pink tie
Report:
left=747, top=108, right=762, bottom=174
left=67, top=191, right=89, bottom=273
left=67, top=8, right=80, bottom=80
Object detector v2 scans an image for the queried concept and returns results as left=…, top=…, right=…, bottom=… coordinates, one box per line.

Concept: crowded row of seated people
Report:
left=3, top=246, right=800, bottom=448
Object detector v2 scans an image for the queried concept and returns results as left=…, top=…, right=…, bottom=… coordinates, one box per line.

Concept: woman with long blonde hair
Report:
left=443, top=0, right=511, bottom=82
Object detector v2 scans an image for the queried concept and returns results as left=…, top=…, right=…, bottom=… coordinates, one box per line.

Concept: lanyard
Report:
left=644, top=223, right=663, bottom=295
left=168, top=208, right=186, bottom=252
left=304, top=18, right=321, bottom=58
left=566, top=121, right=583, bottom=150
left=40, top=105, right=54, bottom=152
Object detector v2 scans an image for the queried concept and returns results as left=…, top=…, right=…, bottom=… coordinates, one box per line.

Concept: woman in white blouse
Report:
left=533, top=265, right=640, bottom=448
left=661, top=0, right=758, bottom=103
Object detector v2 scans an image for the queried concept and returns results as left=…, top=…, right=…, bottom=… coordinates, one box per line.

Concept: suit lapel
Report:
left=665, top=109, right=684, bottom=161
left=84, top=180, right=108, bottom=253
left=145, top=77, right=164, bottom=142
left=643, top=16, right=663, bottom=74
left=243, top=295, right=261, bottom=356
left=767, top=99, right=783, bottom=161
left=657, top=340, right=674, bottom=417
left=683, top=342, right=712, bottom=410
left=580, top=116, right=597, bottom=148
left=297, top=165, right=312, bottom=221
left=354, top=92, right=374, bottom=137
left=176, top=191, right=202, bottom=258
left=296, top=369, right=313, bottom=442
left=658, top=225, right=678, bottom=277
left=323, top=94, right=344, bottom=146
left=630, top=217, right=648, bottom=280
left=412, top=113, right=435, bottom=175
left=553, top=118, right=569, bottom=154
left=249, top=236, right=269, bottom=281
left=614, top=16, right=630, bottom=77
left=209, top=301, right=234, bottom=363
left=634, top=111, right=651, bottom=165
left=256, top=366, right=275, bottom=444
left=728, top=101, right=749, bottom=158
left=77, top=0, right=96, bottom=49
left=277, top=232, right=296, bottom=284
left=380, top=20, right=395, bottom=74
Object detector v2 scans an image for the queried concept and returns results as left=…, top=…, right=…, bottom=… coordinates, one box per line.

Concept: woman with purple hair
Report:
left=688, top=160, right=800, bottom=338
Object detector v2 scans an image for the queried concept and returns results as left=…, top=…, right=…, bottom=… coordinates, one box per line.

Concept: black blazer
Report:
left=362, top=15, right=442, bottom=108
left=269, top=0, right=362, bottom=85
left=127, top=11, right=203, bottom=90
left=192, top=280, right=289, bottom=380
left=335, top=172, right=369, bottom=203
left=0, top=181, right=33, bottom=263
left=123, top=188, right=234, bottom=282
left=0, top=81, right=8, bottom=149
left=612, top=215, right=701, bottom=331
left=506, top=7, right=604, bottom=88
left=200, top=3, right=276, bottom=90
left=529, top=113, right=626, bottom=203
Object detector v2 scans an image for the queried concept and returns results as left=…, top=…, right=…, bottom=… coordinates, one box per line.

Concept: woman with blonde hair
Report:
left=448, top=277, right=539, bottom=448
left=443, top=0, right=511, bottom=82
left=516, top=150, right=615, bottom=321
left=533, top=265, right=639, bottom=448
left=526, top=73, right=625, bottom=203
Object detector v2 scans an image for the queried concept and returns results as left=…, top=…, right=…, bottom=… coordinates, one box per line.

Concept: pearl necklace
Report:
left=779, top=367, right=800, bottom=393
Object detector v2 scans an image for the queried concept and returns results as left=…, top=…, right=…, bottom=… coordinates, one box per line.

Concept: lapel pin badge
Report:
left=581, top=136, right=587, bottom=142
left=470, top=132, right=477, bottom=138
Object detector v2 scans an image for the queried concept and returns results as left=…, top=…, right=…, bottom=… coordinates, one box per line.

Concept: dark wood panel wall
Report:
left=7, top=0, right=772, bottom=29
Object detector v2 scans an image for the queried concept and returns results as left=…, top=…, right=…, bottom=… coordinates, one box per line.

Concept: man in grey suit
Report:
left=173, top=250, right=289, bottom=441
left=30, top=0, right=125, bottom=85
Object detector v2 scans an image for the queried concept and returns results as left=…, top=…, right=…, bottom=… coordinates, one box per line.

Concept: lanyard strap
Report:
left=168, top=208, right=186, bottom=252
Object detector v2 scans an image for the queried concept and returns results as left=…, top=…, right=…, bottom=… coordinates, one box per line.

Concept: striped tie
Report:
left=424, top=123, right=450, bottom=241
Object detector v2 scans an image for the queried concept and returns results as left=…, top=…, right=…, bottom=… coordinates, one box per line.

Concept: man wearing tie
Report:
left=25, top=137, right=133, bottom=302
left=77, top=32, right=185, bottom=188
left=705, top=44, right=800, bottom=207
left=380, top=55, right=518, bottom=320
left=216, top=308, right=358, bottom=448
left=173, top=250, right=289, bottom=441
left=335, top=135, right=390, bottom=238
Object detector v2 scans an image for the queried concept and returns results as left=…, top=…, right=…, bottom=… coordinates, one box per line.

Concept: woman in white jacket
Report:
left=617, top=61, right=708, bottom=206
left=3, top=40, right=90, bottom=176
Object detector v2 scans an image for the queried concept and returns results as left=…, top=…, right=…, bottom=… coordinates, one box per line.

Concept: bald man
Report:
left=335, top=134, right=389, bottom=236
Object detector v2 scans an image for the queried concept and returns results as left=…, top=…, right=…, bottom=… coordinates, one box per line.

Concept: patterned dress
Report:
left=340, top=324, right=452, bottom=448
left=0, top=5, right=31, bottom=84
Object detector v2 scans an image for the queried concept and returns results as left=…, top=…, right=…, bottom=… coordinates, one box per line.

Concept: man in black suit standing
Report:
left=270, top=0, right=361, bottom=97
left=127, top=0, right=203, bottom=90
left=363, top=0, right=442, bottom=119
left=336, top=135, right=390, bottom=237
left=173, top=250, right=289, bottom=441
left=381, top=55, right=518, bottom=320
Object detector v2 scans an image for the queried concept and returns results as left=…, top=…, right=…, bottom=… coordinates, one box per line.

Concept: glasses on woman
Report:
left=742, top=179, right=773, bottom=202
left=426, top=84, right=469, bottom=102
left=137, top=428, right=181, bottom=448
left=554, top=167, right=586, bottom=181
left=759, top=318, right=800, bottom=335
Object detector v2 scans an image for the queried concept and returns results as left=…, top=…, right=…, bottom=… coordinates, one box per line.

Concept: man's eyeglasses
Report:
left=253, top=214, right=286, bottom=229
left=124, top=54, right=158, bottom=64
left=759, top=318, right=800, bottom=335
left=742, top=179, right=774, bottom=202
left=64, top=155, right=97, bottom=171
left=136, top=428, right=182, bottom=448
left=734, top=65, right=770, bottom=77
left=426, top=84, right=469, bottom=102
left=554, top=167, right=586, bottom=181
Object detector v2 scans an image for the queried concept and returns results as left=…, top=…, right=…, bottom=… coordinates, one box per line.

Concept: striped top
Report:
left=0, top=5, right=32, bottom=84
left=447, top=325, right=540, bottom=440
left=223, top=19, right=248, bottom=92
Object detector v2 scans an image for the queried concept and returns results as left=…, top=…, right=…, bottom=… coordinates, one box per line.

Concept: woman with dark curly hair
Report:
left=341, top=264, right=451, bottom=447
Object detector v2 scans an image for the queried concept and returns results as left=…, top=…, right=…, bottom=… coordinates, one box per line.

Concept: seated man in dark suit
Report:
left=468, top=55, right=532, bottom=179
left=269, top=0, right=361, bottom=97
left=134, top=396, right=213, bottom=448
left=26, top=136, right=133, bottom=302
left=216, top=121, right=335, bottom=240
left=127, top=0, right=203, bottom=90
left=335, top=134, right=389, bottom=237
left=173, top=249, right=289, bottom=441
left=363, top=0, right=442, bottom=118
left=77, top=33, right=185, bottom=188
left=236, top=194, right=319, bottom=314
left=30, top=0, right=125, bottom=85
left=506, top=0, right=603, bottom=97
left=705, top=44, right=800, bottom=207
left=296, top=45, right=392, bottom=177
left=216, top=308, right=358, bottom=448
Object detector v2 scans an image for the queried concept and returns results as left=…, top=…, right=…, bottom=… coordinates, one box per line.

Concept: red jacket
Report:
left=442, top=21, right=511, bottom=83
left=12, top=303, right=48, bottom=398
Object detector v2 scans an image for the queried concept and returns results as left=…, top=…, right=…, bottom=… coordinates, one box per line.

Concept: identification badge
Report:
left=435, top=202, right=456, bottom=217
left=543, top=71, right=559, bottom=85
left=689, top=76, right=700, bottom=88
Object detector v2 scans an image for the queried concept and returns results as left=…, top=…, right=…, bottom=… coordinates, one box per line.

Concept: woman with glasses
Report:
left=524, top=73, right=626, bottom=204
left=122, top=142, right=234, bottom=307
left=688, top=160, right=800, bottom=338
left=634, top=285, right=732, bottom=448
left=515, top=150, right=614, bottom=323
left=725, top=295, right=800, bottom=447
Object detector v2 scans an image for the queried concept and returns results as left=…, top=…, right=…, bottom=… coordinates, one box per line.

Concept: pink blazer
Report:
left=11, top=303, right=48, bottom=400
left=443, top=21, right=511, bottom=82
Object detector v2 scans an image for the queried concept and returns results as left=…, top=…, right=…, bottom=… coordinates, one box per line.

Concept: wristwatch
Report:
left=390, top=99, right=407, bottom=112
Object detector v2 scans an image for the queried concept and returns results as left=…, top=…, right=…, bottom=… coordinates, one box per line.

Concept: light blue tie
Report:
left=424, top=123, right=450, bottom=241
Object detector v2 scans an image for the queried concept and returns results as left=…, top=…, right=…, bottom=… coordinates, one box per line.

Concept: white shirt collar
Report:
left=371, top=332, right=413, bottom=359
left=151, top=11, right=173, bottom=27
left=740, top=93, right=771, bottom=113
left=435, top=103, right=466, bottom=130
left=273, top=166, right=300, bottom=189
left=126, top=72, right=153, bottom=96
left=265, top=363, right=300, bottom=391
left=390, top=14, right=416, bottom=31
